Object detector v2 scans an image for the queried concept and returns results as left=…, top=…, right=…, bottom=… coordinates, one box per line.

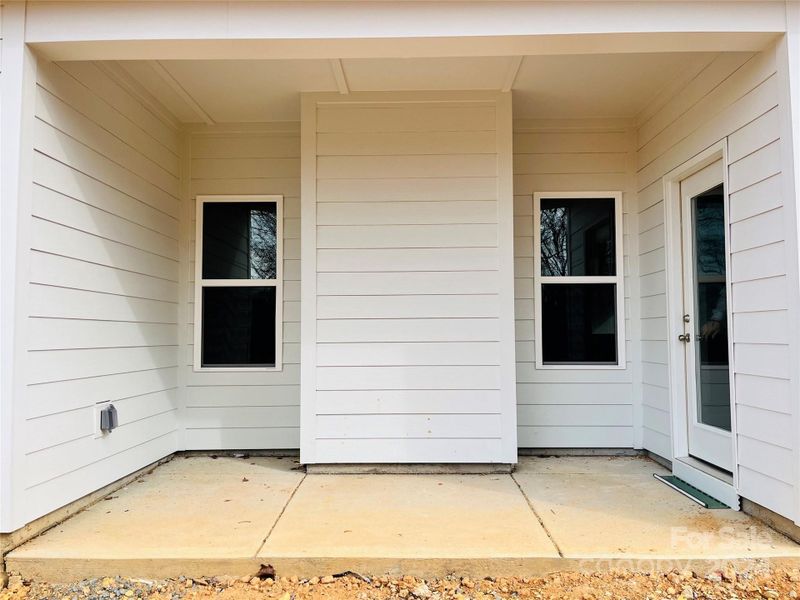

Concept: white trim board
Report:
left=299, top=94, right=318, bottom=465
left=673, top=457, right=740, bottom=510
left=29, top=33, right=782, bottom=63
left=24, top=2, right=785, bottom=61
left=0, top=2, right=39, bottom=533
left=775, top=7, right=800, bottom=525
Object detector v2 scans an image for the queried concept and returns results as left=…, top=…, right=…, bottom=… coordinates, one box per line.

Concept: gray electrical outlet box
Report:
left=100, top=404, right=118, bottom=433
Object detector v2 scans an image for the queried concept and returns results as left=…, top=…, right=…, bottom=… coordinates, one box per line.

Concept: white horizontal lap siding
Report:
left=185, top=124, right=301, bottom=450
left=513, top=119, right=636, bottom=448
left=23, top=59, right=181, bottom=522
left=636, top=46, right=795, bottom=518
left=304, top=94, right=515, bottom=463
left=637, top=177, right=672, bottom=459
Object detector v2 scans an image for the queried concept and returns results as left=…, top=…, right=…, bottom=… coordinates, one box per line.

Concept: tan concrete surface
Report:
left=513, top=456, right=800, bottom=560
left=306, top=463, right=513, bottom=474
left=8, top=456, right=304, bottom=560
left=6, top=455, right=800, bottom=582
left=260, top=473, right=558, bottom=559
left=0, top=455, right=173, bottom=557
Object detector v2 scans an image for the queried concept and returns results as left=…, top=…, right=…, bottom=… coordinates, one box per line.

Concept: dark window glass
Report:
left=693, top=184, right=731, bottom=431
left=202, top=202, right=277, bottom=279
left=540, top=198, right=615, bottom=276
left=201, top=287, right=276, bottom=367
left=541, top=283, right=617, bottom=364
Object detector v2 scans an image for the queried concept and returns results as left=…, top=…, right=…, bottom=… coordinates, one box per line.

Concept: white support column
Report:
left=782, top=0, right=800, bottom=526
left=0, top=0, right=37, bottom=532
left=775, top=1, right=800, bottom=525
left=784, top=5, right=800, bottom=211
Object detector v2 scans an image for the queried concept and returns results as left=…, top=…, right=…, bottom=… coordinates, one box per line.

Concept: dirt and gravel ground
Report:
left=3, top=566, right=800, bottom=600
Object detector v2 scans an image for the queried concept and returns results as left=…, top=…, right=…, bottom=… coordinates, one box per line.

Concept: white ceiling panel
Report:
left=158, top=59, right=338, bottom=122
left=118, top=61, right=204, bottom=123
left=512, top=52, right=713, bottom=118
left=342, top=57, right=512, bottom=91
left=113, top=52, right=720, bottom=123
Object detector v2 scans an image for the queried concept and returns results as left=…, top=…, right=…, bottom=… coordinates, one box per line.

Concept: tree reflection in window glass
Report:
left=695, top=191, right=726, bottom=278
left=540, top=198, right=615, bottom=277
left=202, top=202, right=277, bottom=280
left=249, top=208, right=277, bottom=279
left=692, top=184, right=731, bottom=431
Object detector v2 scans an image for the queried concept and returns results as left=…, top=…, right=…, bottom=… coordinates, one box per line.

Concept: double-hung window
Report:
left=194, top=195, right=283, bottom=370
left=533, top=192, right=625, bottom=368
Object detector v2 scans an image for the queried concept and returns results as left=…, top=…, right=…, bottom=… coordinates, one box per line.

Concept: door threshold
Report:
left=672, top=456, right=739, bottom=510
left=654, top=474, right=730, bottom=509
left=686, top=454, right=733, bottom=483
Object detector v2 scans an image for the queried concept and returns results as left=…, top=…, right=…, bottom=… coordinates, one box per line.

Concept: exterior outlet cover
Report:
left=100, top=404, right=118, bottom=433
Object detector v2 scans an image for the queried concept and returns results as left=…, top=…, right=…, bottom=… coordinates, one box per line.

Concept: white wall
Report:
left=183, top=114, right=646, bottom=456
left=300, top=92, right=517, bottom=463
left=513, top=118, right=638, bottom=448
left=0, top=1, right=35, bottom=533
left=184, top=123, right=301, bottom=449
left=20, top=59, right=181, bottom=524
left=8, top=47, right=797, bottom=527
left=636, top=47, right=797, bottom=518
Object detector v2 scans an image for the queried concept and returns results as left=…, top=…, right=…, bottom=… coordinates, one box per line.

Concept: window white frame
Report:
left=533, top=191, right=626, bottom=370
left=193, top=194, right=283, bottom=372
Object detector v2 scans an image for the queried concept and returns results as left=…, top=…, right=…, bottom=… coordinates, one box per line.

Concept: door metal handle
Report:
left=678, top=333, right=691, bottom=343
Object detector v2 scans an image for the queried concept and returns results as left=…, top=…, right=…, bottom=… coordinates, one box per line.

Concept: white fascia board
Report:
left=29, top=32, right=783, bottom=62
left=25, top=1, right=788, bottom=43
left=24, top=2, right=787, bottom=61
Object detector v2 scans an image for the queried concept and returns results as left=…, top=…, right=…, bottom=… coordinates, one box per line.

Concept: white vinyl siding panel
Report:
left=635, top=46, right=795, bottom=518
left=23, top=59, right=181, bottom=523
left=513, top=119, right=636, bottom=448
left=185, top=124, right=301, bottom=449
left=304, top=95, right=515, bottom=463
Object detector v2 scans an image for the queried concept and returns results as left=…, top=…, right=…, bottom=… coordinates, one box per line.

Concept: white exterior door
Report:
left=678, top=159, right=733, bottom=473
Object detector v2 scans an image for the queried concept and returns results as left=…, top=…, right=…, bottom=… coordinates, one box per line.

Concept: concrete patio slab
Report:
left=513, top=457, right=800, bottom=560
left=6, top=455, right=800, bottom=582
left=8, top=456, right=303, bottom=566
left=516, top=454, right=668, bottom=476
left=260, top=473, right=558, bottom=559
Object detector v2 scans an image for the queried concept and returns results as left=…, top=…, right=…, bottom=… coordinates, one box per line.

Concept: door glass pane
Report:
left=201, top=286, right=276, bottom=367
left=692, top=184, right=731, bottom=431
left=541, top=283, right=617, bottom=364
left=202, top=202, right=277, bottom=279
left=540, top=198, right=615, bottom=276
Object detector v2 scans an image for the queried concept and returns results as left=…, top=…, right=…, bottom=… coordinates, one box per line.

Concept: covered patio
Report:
left=6, top=455, right=800, bottom=581
left=2, top=1, right=800, bottom=581
left=13, top=41, right=791, bottom=517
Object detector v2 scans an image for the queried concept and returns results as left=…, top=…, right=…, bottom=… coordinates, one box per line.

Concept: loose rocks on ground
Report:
left=2, top=566, right=799, bottom=600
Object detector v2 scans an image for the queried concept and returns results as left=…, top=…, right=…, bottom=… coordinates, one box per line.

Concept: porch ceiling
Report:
left=106, top=51, right=722, bottom=123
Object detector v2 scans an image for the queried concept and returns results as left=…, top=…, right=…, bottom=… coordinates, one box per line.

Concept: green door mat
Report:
left=653, top=473, right=730, bottom=509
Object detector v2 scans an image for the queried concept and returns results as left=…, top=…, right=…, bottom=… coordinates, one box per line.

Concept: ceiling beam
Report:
left=501, top=56, right=523, bottom=92
left=149, top=61, right=215, bottom=125
left=26, top=1, right=787, bottom=46
left=329, top=59, right=350, bottom=94
left=30, top=32, right=780, bottom=62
